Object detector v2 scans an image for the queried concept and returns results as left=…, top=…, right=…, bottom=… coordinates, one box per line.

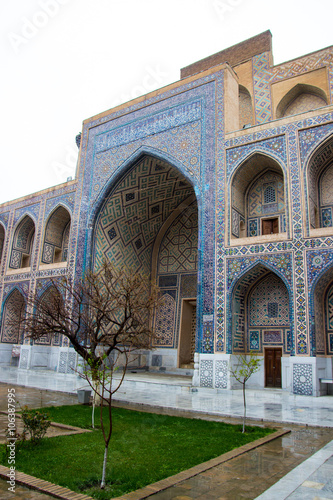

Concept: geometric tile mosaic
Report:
left=1, top=33, right=333, bottom=395
left=153, top=292, right=176, bottom=348
left=293, top=363, right=313, bottom=396
left=94, top=155, right=196, bottom=275
left=0, top=289, right=25, bottom=343
left=200, top=359, right=213, bottom=388
left=214, top=360, right=228, bottom=388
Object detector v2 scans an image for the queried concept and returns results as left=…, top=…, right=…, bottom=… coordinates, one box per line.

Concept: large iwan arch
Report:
left=92, top=154, right=199, bottom=370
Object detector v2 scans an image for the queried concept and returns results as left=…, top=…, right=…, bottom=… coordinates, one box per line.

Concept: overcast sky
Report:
left=1, top=0, right=332, bottom=204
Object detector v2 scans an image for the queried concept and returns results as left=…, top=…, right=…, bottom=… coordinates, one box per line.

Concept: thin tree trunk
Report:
left=91, top=379, right=95, bottom=429
left=91, top=379, right=100, bottom=429
left=100, top=445, right=108, bottom=489
left=99, top=370, right=113, bottom=489
left=242, top=382, right=246, bottom=433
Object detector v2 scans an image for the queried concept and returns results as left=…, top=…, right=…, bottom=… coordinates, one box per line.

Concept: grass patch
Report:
left=2, top=405, right=274, bottom=499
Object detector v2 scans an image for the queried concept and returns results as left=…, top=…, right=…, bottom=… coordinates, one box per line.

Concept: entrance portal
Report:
left=93, top=155, right=198, bottom=369
left=178, top=299, right=196, bottom=368
left=265, top=348, right=282, bottom=387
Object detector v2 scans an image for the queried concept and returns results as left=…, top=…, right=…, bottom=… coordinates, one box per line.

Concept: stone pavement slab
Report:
left=138, top=426, right=333, bottom=500
left=256, top=439, right=333, bottom=499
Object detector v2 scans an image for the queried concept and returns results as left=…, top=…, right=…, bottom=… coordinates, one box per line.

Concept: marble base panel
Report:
left=196, top=354, right=333, bottom=396
left=0, top=344, right=14, bottom=365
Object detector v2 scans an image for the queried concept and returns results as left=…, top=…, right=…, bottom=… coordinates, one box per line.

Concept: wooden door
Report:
left=265, top=348, right=282, bottom=387
left=262, top=218, right=279, bottom=235
left=178, top=299, right=196, bottom=368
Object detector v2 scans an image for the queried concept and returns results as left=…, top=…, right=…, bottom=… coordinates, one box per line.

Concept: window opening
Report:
left=268, top=302, right=278, bottom=318
left=264, top=185, right=276, bottom=204
left=22, top=254, right=30, bottom=268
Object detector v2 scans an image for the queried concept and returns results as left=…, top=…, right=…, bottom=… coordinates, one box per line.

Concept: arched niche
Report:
left=92, top=154, right=199, bottom=367
left=229, top=263, right=292, bottom=387
left=229, top=264, right=292, bottom=354
left=9, top=216, right=35, bottom=269
left=1, top=289, right=25, bottom=344
left=42, top=206, right=71, bottom=264
left=276, top=84, right=327, bottom=119
left=310, top=262, right=333, bottom=356
left=248, top=273, right=290, bottom=350
left=239, top=85, right=254, bottom=129
left=306, top=135, right=333, bottom=232
left=231, top=153, right=286, bottom=239
left=33, top=285, right=62, bottom=346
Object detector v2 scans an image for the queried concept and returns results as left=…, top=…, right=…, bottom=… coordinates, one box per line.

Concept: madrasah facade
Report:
left=1, top=31, right=333, bottom=396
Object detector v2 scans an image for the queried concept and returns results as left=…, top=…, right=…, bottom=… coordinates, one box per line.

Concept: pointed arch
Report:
left=304, top=133, right=333, bottom=233
left=42, top=205, right=71, bottom=264
left=33, top=284, right=63, bottom=346
left=151, top=194, right=196, bottom=282
left=90, top=151, right=198, bottom=274
left=1, top=289, right=25, bottom=343
left=9, top=215, right=35, bottom=269
left=89, top=147, right=199, bottom=234
left=227, top=261, right=293, bottom=355
left=89, top=150, right=200, bottom=367
left=276, top=84, right=327, bottom=119
left=230, top=152, right=287, bottom=239
left=309, top=259, right=333, bottom=356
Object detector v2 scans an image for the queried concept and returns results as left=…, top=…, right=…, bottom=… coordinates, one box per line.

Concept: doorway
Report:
left=265, top=348, right=282, bottom=387
left=262, top=217, right=279, bottom=235
left=178, top=299, right=196, bottom=368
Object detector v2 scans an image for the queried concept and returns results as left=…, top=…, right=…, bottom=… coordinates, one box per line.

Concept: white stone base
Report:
left=1, top=342, right=333, bottom=397
left=9, top=345, right=78, bottom=374
left=147, top=348, right=178, bottom=370
left=195, top=353, right=333, bottom=396
left=0, top=344, right=14, bottom=365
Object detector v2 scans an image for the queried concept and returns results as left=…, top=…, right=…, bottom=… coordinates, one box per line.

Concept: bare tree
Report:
left=17, top=259, right=161, bottom=488
left=80, top=348, right=132, bottom=488
left=229, top=352, right=261, bottom=433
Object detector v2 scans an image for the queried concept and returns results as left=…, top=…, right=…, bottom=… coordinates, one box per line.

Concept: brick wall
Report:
left=181, top=30, right=272, bottom=79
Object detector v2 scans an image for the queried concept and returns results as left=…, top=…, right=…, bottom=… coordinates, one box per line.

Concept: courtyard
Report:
left=0, top=370, right=333, bottom=499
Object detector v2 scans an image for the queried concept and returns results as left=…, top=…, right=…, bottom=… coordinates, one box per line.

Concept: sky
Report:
left=1, top=0, right=332, bottom=204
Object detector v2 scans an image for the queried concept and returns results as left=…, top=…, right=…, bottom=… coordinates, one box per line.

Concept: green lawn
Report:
left=2, top=405, right=274, bottom=499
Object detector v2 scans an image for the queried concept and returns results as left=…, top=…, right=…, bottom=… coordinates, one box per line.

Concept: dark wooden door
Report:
left=265, top=348, right=282, bottom=387
left=262, top=218, right=279, bottom=235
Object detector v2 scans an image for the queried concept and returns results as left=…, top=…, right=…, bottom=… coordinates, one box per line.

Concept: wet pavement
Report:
left=0, top=368, right=333, bottom=499
left=145, top=426, right=333, bottom=500
left=1, top=366, right=332, bottom=427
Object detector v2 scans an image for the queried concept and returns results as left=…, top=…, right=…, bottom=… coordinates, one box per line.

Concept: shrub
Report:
left=20, top=406, right=51, bottom=444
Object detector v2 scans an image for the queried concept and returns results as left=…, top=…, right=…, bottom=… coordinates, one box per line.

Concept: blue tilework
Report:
left=1, top=42, right=333, bottom=374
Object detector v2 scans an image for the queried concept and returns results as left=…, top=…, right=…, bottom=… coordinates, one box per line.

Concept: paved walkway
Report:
left=257, top=439, right=333, bottom=500
left=0, top=366, right=333, bottom=499
left=1, top=366, right=332, bottom=427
